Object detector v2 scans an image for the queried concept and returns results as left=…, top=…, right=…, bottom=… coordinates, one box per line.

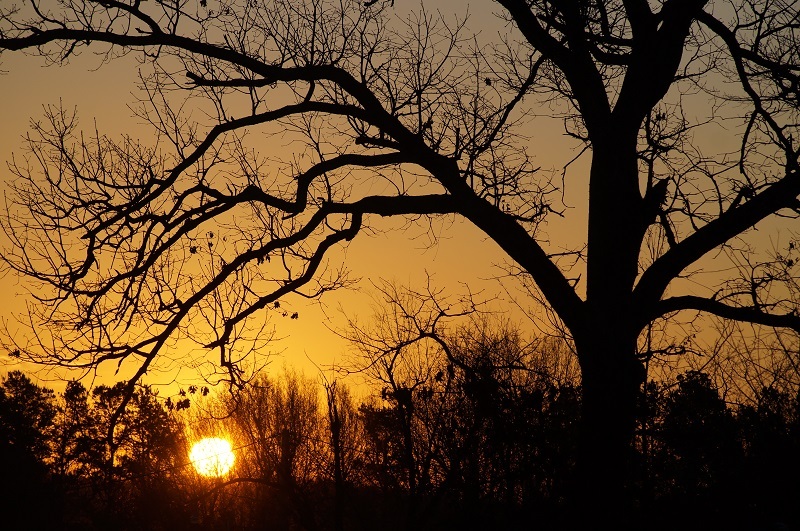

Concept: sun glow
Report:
left=190, top=437, right=235, bottom=477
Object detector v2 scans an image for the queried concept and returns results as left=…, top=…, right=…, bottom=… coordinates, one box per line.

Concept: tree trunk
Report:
left=573, top=330, right=645, bottom=530
left=573, top=126, right=647, bottom=527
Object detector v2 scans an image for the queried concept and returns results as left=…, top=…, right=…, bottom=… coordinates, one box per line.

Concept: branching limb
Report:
left=654, top=295, right=800, bottom=334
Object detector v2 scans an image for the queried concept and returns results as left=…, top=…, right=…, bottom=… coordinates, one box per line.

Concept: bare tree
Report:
left=345, top=282, right=582, bottom=522
left=322, top=378, right=364, bottom=531
left=342, top=280, right=473, bottom=528
left=222, top=371, right=323, bottom=530
left=2, top=0, right=800, bottom=524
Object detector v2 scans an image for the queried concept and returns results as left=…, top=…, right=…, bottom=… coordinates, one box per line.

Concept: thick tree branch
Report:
left=634, top=170, right=800, bottom=319
left=455, top=190, right=586, bottom=332
left=0, top=26, right=415, bottom=145
left=326, top=194, right=457, bottom=217
left=495, top=0, right=612, bottom=134
left=185, top=71, right=274, bottom=88
left=614, top=0, right=709, bottom=129
left=621, top=0, right=655, bottom=40
left=654, top=295, right=800, bottom=333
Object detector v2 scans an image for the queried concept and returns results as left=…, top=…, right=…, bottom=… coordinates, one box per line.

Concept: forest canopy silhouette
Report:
left=1, top=0, right=800, bottom=527
left=2, top=321, right=800, bottom=530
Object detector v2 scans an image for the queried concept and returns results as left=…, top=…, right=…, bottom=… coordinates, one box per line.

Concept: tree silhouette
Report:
left=3, top=362, right=800, bottom=528
left=52, top=380, right=97, bottom=478
left=49, top=382, right=185, bottom=529
left=2, top=0, right=800, bottom=524
left=736, top=385, right=800, bottom=529
left=0, top=371, right=61, bottom=527
left=654, top=372, right=740, bottom=518
left=0, top=371, right=57, bottom=460
left=347, top=289, right=582, bottom=529
left=213, top=371, right=325, bottom=530
left=322, top=379, right=365, bottom=531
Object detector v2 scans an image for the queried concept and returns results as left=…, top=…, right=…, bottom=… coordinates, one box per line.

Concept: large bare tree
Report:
left=2, top=0, right=799, bottom=524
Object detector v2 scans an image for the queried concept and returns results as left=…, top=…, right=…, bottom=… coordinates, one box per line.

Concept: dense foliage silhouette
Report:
left=2, top=330, right=799, bottom=529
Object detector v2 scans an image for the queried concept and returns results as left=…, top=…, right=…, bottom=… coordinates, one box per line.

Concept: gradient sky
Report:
left=0, top=3, right=562, bottom=390
left=0, top=0, right=770, bottom=393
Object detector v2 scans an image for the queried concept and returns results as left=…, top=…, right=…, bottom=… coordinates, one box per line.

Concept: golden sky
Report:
left=0, top=7, right=547, bottom=390
left=1, top=0, right=779, bottom=394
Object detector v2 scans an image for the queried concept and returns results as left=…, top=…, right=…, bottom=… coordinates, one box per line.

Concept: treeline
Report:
left=2, top=331, right=799, bottom=530
left=0, top=375, right=191, bottom=530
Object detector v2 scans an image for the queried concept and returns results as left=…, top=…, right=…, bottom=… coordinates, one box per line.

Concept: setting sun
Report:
left=189, top=437, right=235, bottom=477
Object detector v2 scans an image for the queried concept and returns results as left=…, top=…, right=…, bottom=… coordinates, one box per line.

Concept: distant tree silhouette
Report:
left=626, top=370, right=800, bottom=530
left=0, top=371, right=57, bottom=461
left=651, top=371, right=741, bottom=522
left=736, top=385, right=800, bottom=529
left=51, top=380, right=188, bottom=530
left=0, top=371, right=60, bottom=528
left=3, top=0, right=800, bottom=524
left=346, top=290, right=582, bottom=529
left=322, top=379, right=365, bottom=531
left=3, top=364, right=800, bottom=529
left=105, top=384, right=187, bottom=530
left=52, top=380, right=96, bottom=478
left=205, top=370, right=325, bottom=530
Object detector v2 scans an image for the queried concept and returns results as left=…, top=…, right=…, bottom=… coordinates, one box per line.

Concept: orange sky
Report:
left=0, top=16, right=557, bottom=391
left=0, top=1, right=778, bottom=396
